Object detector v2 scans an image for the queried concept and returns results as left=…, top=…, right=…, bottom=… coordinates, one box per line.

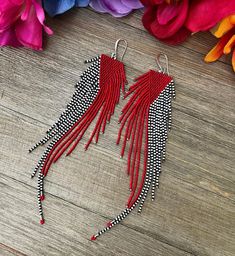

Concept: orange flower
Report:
left=205, top=15, right=235, bottom=72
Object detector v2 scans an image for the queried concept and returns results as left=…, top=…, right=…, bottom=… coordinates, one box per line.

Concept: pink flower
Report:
left=141, top=0, right=191, bottom=45
left=186, top=0, right=235, bottom=33
left=0, top=0, right=53, bottom=50
left=141, top=0, right=235, bottom=45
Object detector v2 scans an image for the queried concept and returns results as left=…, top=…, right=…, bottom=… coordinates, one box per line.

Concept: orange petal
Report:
left=205, top=30, right=234, bottom=62
left=205, top=45, right=223, bottom=62
left=213, top=16, right=234, bottom=38
left=224, top=34, right=235, bottom=54
left=229, top=15, right=235, bottom=25
left=210, top=21, right=222, bottom=36
left=232, top=49, right=235, bottom=72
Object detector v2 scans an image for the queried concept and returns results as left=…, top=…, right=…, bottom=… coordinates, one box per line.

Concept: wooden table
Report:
left=0, top=8, right=234, bottom=256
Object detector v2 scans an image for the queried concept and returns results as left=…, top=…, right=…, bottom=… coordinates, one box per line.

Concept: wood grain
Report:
left=0, top=8, right=235, bottom=256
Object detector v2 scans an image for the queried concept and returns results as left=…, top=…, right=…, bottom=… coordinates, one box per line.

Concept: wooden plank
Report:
left=0, top=243, right=27, bottom=256
left=0, top=7, right=234, bottom=256
left=0, top=174, right=193, bottom=256
left=0, top=99, right=234, bottom=256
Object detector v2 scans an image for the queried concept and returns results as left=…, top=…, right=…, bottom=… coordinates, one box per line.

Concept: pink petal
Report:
left=186, top=0, right=235, bottom=32
left=32, top=0, right=53, bottom=35
left=141, top=0, right=163, bottom=5
left=0, top=26, right=22, bottom=47
left=0, top=0, right=23, bottom=32
left=157, top=2, right=181, bottom=25
left=21, top=0, right=32, bottom=20
left=142, top=6, right=157, bottom=33
left=158, top=26, right=191, bottom=45
left=9, top=0, right=24, bottom=4
left=15, top=5, right=43, bottom=50
left=151, top=0, right=189, bottom=39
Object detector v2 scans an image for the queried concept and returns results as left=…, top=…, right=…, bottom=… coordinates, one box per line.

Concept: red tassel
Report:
left=117, top=71, right=170, bottom=207
left=91, top=69, right=175, bottom=239
left=30, top=54, right=126, bottom=224
left=42, top=55, right=126, bottom=178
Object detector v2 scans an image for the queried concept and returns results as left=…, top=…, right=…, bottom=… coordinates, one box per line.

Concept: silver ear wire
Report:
left=156, top=53, right=169, bottom=75
left=113, top=39, right=128, bottom=61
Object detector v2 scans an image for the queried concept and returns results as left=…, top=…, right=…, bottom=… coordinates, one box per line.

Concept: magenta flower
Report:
left=0, top=0, right=53, bottom=50
left=90, top=0, right=143, bottom=17
left=141, top=0, right=235, bottom=45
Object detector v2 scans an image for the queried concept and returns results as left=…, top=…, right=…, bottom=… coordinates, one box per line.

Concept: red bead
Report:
left=106, top=221, right=112, bottom=227
left=90, top=235, right=96, bottom=241
left=40, top=219, right=45, bottom=225
left=40, top=195, right=45, bottom=201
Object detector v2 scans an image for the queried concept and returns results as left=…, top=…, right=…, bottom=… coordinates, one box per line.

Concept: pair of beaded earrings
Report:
left=29, top=39, right=175, bottom=240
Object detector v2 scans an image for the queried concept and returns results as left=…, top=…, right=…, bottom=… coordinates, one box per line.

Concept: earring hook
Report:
left=156, top=53, right=169, bottom=75
left=113, top=39, right=128, bottom=61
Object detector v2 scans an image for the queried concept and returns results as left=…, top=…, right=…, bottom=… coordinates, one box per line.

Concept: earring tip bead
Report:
left=40, top=219, right=45, bottom=225
left=90, top=235, right=97, bottom=241
left=106, top=221, right=112, bottom=227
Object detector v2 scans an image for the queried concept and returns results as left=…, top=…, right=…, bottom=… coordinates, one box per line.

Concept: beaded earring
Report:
left=29, top=39, right=128, bottom=225
left=91, top=53, right=176, bottom=240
